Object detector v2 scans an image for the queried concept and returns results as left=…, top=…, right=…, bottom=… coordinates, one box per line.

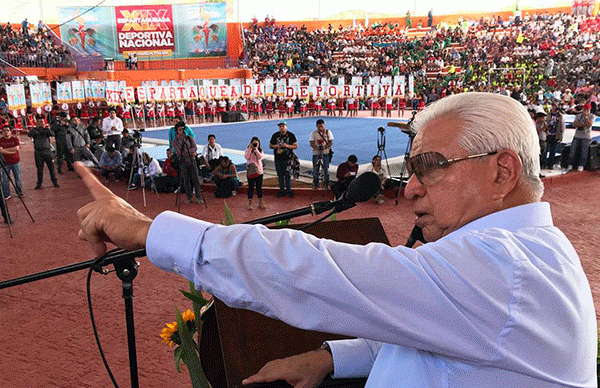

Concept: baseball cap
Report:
left=278, top=120, right=287, bottom=126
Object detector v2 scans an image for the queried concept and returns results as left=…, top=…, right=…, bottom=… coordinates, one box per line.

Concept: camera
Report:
left=132, top=130, right=142, bottom=147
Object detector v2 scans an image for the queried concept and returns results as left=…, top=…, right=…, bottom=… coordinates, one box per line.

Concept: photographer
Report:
left=172, top=123, right=203, bottom=204
left=309, top=119, right=334, bottom=190
left=568, top=103, right=595, bottom=171
left=53, top=114, right=72, bottom=174
left=130, top=152, right=162, bottom=189
left=28, top=117, right=59, bottom=189
left=120, top=128, right=135, bottom=157
left=244, top=136, right=265, bottom=210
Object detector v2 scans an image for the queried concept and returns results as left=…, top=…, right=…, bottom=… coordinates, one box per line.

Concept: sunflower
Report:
left=160, top=310, right=196, bottom=347
left=160, top=321, right=179, bottom=347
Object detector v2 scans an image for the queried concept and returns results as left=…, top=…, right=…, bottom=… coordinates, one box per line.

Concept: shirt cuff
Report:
left=146, top=211, right=211, bottom=281
left=328, top=339, right=379, bottom=379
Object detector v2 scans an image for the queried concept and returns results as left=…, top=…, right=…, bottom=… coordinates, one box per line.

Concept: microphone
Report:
left=328, top=171, right=381, bottom=213
left=405, top=225, right=425, bottom=247
left=245, top=172, right=381, bottom=225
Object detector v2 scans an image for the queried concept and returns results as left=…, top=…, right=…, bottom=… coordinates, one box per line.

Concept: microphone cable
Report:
left=299, top=208, right=336, bottom=231
left=87, top=256, right=121, bottom=388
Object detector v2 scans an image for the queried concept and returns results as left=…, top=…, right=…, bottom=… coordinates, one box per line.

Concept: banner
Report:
left=84, top=80, right=94, bottom=101
left=105, top=81, right=122, bottom=105
left=264, top=78, right=274, bottom=96
left=393, top=76, right=404, bottom=97
left=7, top=84, right=26, bottom=111
left=42, top=83, right=52, bottom=106
left=57, top=82, right=73, bottom=104
left=137, top=86, right=147, bottom=102
left=123, top=87, right=136, bottom=103
left=59, top=1, right=228, bottom=60
left=71, top=81, right=85, bottom=102
left=275, top=79, right=286, bottom=96
left=29, top=83, right=44, bottom=108
left=175, top=3, right=228, bottom=57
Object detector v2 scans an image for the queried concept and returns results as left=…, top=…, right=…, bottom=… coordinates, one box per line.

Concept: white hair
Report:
left=412, top=92, right=543, bottom=198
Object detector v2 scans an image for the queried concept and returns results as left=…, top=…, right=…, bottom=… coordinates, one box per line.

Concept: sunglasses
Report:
left=406, top=151, right=498, bottom=184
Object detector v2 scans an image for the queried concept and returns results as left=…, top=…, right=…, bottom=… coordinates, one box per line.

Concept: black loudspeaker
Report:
left=221, top=111, right=246, bottom=123
left=560, top=145, right=570, bottom=169
left=585, top=142, right=600, bottom=170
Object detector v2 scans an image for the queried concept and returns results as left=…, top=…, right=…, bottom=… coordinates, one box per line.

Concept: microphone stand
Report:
left=0, top=248, right=147, bottom=388
left=244, top=200, right=335, bottom=225
left=0, top=175, right=377, bottom=387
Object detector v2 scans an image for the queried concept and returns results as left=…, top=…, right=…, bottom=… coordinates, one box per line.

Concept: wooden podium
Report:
left=199, top=218, right=390, bottom=388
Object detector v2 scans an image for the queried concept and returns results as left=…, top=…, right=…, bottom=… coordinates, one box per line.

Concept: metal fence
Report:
left=0, top=52, right=75, bottom=69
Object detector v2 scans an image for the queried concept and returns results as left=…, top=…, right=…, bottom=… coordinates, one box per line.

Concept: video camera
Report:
left=131, top=129, right=142, bottom=147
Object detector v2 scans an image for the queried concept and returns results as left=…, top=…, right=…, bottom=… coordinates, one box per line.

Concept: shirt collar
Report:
left=443, top=202, right=553, bottom=240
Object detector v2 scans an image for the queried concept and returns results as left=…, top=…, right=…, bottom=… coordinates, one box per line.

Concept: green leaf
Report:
left=275, top=218, right=290, bottom=226
left=174, top=346, right=183, bottom=373
left=179, top=289, right=209, bottom=308
left=175, top=308, right=211, bottom=388
left=222, top=201, right=236, bottom=225
left=328, top=213, right=337, bottom=221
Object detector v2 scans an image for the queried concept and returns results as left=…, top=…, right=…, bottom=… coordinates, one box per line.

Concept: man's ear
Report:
left=492, top=149, right=522, bottom=200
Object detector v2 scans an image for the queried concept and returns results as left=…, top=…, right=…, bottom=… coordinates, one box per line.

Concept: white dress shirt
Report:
left=146, top=202, right=596, bottom=387
left=101, top=116, right=124, bottom=137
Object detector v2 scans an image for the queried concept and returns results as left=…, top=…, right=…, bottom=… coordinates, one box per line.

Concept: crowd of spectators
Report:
left=243, top=12, right=600, bottom=105
left=0, top=20, right=74, bottom=68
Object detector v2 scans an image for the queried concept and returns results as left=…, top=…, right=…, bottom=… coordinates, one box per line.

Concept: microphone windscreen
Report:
left=347, top=172, right=381, bottom=203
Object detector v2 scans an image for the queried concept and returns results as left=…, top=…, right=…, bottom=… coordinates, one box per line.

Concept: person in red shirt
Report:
left=0, top=125, right=23, bottom=198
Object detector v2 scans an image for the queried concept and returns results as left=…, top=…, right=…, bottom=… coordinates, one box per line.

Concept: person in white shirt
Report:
left=75, top=93, right=596, bottom=387
left=131, top=151, right=162, bottom=189
left=101, top=108, right=124, bottom=152
left=309, top=119, right=334, bottom=190
left=201, top=134, right=223, bottom=177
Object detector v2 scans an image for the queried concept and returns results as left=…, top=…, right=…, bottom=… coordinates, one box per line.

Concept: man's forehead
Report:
left=411, top=117, right=462, bottom=156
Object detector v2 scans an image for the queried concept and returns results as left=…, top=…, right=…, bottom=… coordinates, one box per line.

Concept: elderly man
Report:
left=75, top=93, right=595, bottom=386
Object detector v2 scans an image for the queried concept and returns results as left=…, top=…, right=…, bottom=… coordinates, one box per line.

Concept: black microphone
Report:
left=245, top=172, right=381, bottom=225
left=405, top=225, right=425, bottom=247
left=328, top=171, right=381, bottom=213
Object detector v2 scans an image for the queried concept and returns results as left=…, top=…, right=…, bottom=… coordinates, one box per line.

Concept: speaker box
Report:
left=221, top=111, right=246, bottom=123
left=560, top=145, right=570, bottom=169
left=585, top=142, right=600, bottom=170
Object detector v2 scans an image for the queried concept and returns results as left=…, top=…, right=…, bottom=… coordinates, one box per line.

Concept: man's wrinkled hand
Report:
left=75, top=162, right=153, bottom=258
left=242, top=350, right=333, bottom=388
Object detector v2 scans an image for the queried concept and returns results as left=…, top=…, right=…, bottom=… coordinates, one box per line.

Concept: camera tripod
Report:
left=376, top=126, right=396, bottom=186
left=0, top=157, right=34, bottom=237
left=126, top=144, right=159, bottom=208
left=312, top=150, right=328, bottom=188
left=394, top=110, right=418, bottom=205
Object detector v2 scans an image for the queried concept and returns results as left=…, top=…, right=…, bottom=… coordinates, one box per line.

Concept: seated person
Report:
left=201, top=134, right=223, bottom=178
left=130, top=152, right=162, bottom=189
left=90, top=134, right=105, bottom=161
left=331, top=154, right=358, bottom=199
left=212, top=156, right=239, bottom=198
left=98, top=145, right=124, bottom=182
left=369, top=155, right=390, bottom=204
left=120, top=128, right=135, bottom=157
left=154, top=147, right=180, bottom=193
